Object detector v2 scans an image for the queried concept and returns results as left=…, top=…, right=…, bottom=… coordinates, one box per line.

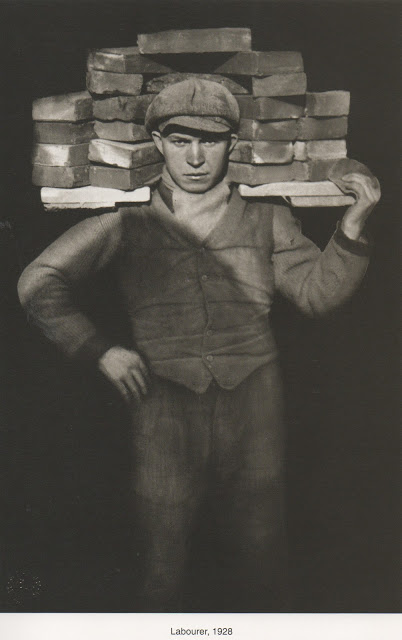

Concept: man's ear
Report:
left=151, top=130, right=164, bottom=156
left=228, top=134, right=238, bottom=154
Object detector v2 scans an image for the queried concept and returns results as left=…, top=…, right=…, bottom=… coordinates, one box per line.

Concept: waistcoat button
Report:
left=201, top=274, right=208, bottom=281
left=206, top=355, right=213, bottom=362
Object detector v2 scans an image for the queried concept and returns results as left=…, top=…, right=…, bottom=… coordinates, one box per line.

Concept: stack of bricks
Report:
left=235, top=88, right=352, bottom=206
left=35, top=28, right=355, bottom=210
left=87, top=56, right=163, bottom=190
left=32, top=92, right=94, bottom=189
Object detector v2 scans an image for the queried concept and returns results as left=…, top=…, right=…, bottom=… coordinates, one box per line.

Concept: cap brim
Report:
left=158, top=115, right=232, bottom=134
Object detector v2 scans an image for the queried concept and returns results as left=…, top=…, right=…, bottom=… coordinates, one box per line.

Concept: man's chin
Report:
left=178, top=175, right=218, bottom=193
left=184, top=184, right=211, bottom=193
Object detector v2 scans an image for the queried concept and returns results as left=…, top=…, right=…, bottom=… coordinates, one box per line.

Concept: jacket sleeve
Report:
left=272, top=203, right=371, bottom=317
left=17, top=210, right=123, bottom=361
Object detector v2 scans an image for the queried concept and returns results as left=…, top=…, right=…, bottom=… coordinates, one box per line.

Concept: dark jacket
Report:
left=18, top=184, right=370, bottom=393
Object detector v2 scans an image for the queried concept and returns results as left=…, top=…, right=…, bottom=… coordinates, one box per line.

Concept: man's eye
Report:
left=203, top=141, right=216, bottom=146
left=172, top=140, right=187, bottom=147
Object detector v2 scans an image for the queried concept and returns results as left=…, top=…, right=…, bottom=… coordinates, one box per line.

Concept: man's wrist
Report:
left=334, top=221, right=372, bottom=256
left=74, top=334, right=115, bottom=363
left=98, top=345, right=124, bottom=364
left=340, top=217, right=366, bottom=242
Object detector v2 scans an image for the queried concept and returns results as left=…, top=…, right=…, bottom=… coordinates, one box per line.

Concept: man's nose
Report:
left=186, top=141, right=205, bottom=167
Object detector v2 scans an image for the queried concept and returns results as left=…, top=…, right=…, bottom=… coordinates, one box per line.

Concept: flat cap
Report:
left=145, top=78, right=240, bottom=134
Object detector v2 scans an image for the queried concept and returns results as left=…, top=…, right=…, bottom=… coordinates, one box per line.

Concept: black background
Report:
left=0, top=0, right=400, bottom=612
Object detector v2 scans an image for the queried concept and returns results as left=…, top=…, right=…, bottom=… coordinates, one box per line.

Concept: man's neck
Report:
left=157, top=166, right=232, bottom=240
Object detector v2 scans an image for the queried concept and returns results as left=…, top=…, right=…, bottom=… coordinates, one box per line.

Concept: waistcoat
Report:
left=117, top=187, right=277, bottom=393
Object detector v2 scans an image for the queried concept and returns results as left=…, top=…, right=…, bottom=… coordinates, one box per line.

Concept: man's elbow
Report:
left=17, top=262, right=44, bottom=311
left=298, top=302, right=328, bottom=319
left=17, top=265, right=34, bottom=309
left=304, top=305, right=333, bottom=319
left=302, top=292, right=354, bottom=318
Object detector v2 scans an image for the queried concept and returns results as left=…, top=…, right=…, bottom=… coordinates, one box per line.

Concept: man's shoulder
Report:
left=114, top=190, right=162, bottom=241
left=235, top=186, right=291, bottom=215
left=116, top=199, right=153, bottom=223
left=116, top=183, right=160, bottom=218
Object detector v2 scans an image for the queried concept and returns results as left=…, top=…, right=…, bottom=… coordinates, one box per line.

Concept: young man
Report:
left=18, top=79, right=380, bottom=612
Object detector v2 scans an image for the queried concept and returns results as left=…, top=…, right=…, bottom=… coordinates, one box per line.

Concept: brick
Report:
left=145, top=73, right=250, bottom=95
left=32, top=165, right=90, bottom=188
left=306, top=140, right=347, bottom=159
left=41, top=185, right=151, bottom=206
left=297, top=117, right=348, bottom=140
left=43, top=202, right=117, bottom=211
left=228, top=161, right=308, bottom=185
left=307, top=159, right=340, bottom=181
left=93, top=95, right=154, bottom=121
left=90, top=163, right=164, bottom=190
left=238, top=119, right=298, bottom=141
left=138, top=28, right=252, bottom=54
left=238, top=181, right=345, bottom=198
left=327, top=158, right=376, bottom=183
left=212, top=51, right=303, bottom=76
left=32, top=91, right=93, bottom=122
left=288, top=195, right=354, bottom=207
left=94, top=121, right=151, bottom=142
left=293, top=141, right=307, bottom=161
left=89, top=48, right=302, bottom=76
left=33, top=121, right=94, bottom=144
left=311, top=158, right=376, bottom=184
left=89, top=139, right=161, bottom=169
left=237, top=96, right=304, bottom=120
left=305, top=91, right=350, bottom=116
left=87, top=47, right=174, bottom=74
left=32, top=143, right=89, bottom=167
left=87, top=70, right=143, bottom=96
left=252, top=73, right=307, bottom=97
left=230, top=141, right=293, bottom=164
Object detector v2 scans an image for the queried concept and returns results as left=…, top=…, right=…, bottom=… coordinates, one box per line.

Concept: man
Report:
left=18, top=79, right=380, bottom=612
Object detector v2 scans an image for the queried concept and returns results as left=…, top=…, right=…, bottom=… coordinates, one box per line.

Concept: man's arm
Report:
left=272, top=173, right=380, bottom=316
left=18, top=211, right=122, bottom=359
left=18, top=210, right=149, bottom=402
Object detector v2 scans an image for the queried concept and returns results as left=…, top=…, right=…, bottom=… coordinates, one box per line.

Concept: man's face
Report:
left=152, top=127, right=238, bottom=193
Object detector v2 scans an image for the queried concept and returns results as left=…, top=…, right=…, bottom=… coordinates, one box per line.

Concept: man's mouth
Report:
left=185, top=173, right=208, bottom=179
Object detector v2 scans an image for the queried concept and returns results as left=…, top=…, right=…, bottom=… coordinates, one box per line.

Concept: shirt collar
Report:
left=150, top=178, right=246, bottom=248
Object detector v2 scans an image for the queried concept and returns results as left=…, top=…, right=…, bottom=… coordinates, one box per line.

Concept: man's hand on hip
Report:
left=98, top=346, right=150, bottom=403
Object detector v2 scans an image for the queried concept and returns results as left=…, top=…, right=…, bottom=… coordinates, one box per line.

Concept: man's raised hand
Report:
left=98, top=346, right=150, bottom=403
left=328, top=159, right=381, bottom=241
left=337, top=172, right=381, bottom=240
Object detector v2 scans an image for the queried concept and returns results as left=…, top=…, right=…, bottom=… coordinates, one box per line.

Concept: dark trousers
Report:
left=130, top=362, right=288, bottom=612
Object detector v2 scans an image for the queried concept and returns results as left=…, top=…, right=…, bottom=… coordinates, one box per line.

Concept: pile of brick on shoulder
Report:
left=32, top=27, right=354, bottom=211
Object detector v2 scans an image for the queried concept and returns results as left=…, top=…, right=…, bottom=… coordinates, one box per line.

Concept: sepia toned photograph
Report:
left=0, top=0, right=399, bottom=628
